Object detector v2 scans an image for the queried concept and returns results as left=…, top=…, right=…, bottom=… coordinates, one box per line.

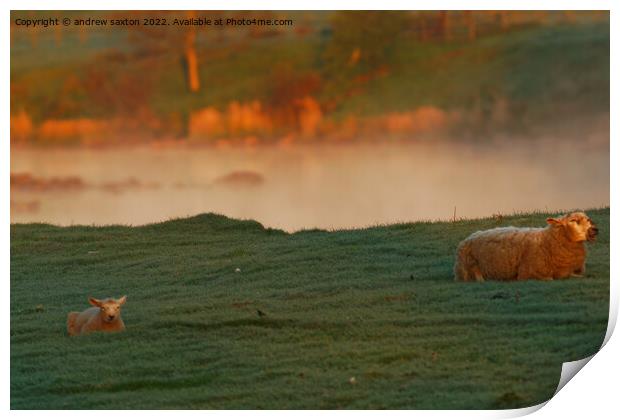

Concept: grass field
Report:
left=10, top=208, right=609, bottom=409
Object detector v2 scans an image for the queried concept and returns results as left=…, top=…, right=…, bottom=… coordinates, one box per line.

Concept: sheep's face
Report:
left=89, top=296, right=127, bottom=323
left=547, top=212, right=598, bottom=242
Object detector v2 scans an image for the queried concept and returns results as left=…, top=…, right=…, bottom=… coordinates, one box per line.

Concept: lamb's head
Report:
left=546, top=212, right=598, bottom=242
left=89, top=296, right=127, bottom=323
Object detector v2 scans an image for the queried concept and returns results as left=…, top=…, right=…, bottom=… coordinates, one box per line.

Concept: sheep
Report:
left=67, top=296, right=127, bottom=336
left=454, top=212, right=598, bottom=281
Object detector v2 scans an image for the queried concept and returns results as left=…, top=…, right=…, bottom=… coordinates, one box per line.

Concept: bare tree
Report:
left=184, top=11, right=200, bottom=93
left=438, top=11, right=452, bottom=42
left=464, top=11, right=477, bottom=41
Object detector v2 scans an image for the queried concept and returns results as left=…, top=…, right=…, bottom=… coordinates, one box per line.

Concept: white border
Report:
left=3, top=1, right=616, bottom=418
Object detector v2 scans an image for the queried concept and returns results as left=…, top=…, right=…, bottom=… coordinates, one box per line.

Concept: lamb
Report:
left=67, top=296, right=127, bottom=336
left=454, top=212, right=598, bottom=281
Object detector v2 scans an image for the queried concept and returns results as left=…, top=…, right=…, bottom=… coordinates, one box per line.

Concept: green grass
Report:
left=10, top=208, right=609, bottom=409
left=353, top=23, right=609, bottom=116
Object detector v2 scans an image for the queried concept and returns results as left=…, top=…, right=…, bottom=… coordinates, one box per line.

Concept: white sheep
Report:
left=67, top=296, right=127, bottom=336
left=454, top=212, right=598, bottom=281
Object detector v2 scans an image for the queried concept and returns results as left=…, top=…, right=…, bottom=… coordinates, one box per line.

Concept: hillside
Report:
left=10, top=12, right=610, bottom=143
left=10, top=208, right=609, bottom=409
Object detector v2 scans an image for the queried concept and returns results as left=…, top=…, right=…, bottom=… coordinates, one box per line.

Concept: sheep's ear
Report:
left=546, top=218, right=562, bottom=226
left=89, top=297, right=102, bottom=307
left=118, top=296, right=127, bottom=305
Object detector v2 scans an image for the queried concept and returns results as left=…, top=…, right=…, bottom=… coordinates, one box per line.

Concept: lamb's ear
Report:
left=546, top=218, right=562, bottom=226
left=89, top=297, right=102, bottom=307
left=118, top=295, right=127, bottom=305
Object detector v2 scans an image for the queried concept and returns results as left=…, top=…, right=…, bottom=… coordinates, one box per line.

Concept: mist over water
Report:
left=10, top=139, right=609, bottom=232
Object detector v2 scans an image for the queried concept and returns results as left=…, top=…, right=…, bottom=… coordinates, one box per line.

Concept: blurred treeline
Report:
left=10, top=11, right=610, bottom=146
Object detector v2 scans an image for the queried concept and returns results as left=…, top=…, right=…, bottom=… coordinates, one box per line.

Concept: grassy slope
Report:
left=351, top=23, right=609, bottom=122
left=10, top=208, right=609, bottom=409
left=11, top=20, right=609, bottom=129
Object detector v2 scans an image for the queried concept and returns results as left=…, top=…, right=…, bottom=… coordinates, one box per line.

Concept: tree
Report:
left=183, top=11, right=200, bottom=93
left=324, top=11, right=410, bottom=72
left=438, top=11, right=452, bottom=42
left=464, top=11, right=477, bottom=41
left=126, top=10, right=204, bottom=94
left=321, top=11, right=411, bottom=106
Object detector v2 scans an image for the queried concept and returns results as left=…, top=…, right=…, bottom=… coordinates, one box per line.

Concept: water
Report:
left=10, top=141, right=609, bottom=232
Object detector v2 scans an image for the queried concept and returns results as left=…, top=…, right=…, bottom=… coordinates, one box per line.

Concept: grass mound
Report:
left=10, top=208, right=609, bottom=408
